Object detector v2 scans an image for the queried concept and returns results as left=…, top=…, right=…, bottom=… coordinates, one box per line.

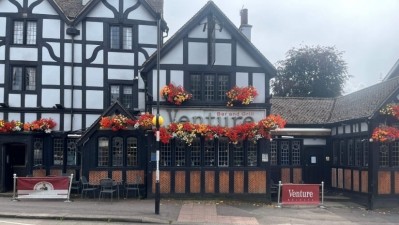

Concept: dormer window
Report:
left=189, top=72, right=230, bottom=102
left=110, top=25, right=132, bottom=50
left=13, top=20, right=37, bottom=45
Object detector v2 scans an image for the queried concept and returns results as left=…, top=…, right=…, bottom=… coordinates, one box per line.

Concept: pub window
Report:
left=127, top=137, right=138, bottom=166
left=11, top=66, right=36, bottom=91
left=354, top=138, right=362, bottom=166
left=67, top=139, right=77, bottom=166
left=339, top=140, right=345, bottom=166
left=53, top=138, right=64, bottom=165
left=160, top=143, right=171, bottom=166
left=204, top=140, right=215, bottom=166
left=270, top=140, right=277, bottom=165
left=110, top=25, right=132, bottom=50
left=33, top=138, right=43, bottom=166
left=98, top=137, right=109, bottom=167
left=189, top=73, right=230, bottom=102
left=218, top=138, right=229, bottom=167
left=233, top=141, right=244, bottom=166
left=332, top=140, right=339, bottom=165
left=362, top=141, right=369, bottom=167
left=112, top=137, right=123, bottom=166
left=379, top=144, right=389, bottom=167
left=110, top=85, right=133, bottom=108
left=280, top=141, right=289, bottom=166
left=347, top=139, right=354, bottom=166
left=292, top=140, right=301, bottom=166
left=13, top=20, right=37, bottom=45
left=392, top=141, right=399, bottom=167
left=175, top=140, right=185, bottom=166
left=190, top=138, right=201, bottom=166
left=247, top=142, right=258, bottom=166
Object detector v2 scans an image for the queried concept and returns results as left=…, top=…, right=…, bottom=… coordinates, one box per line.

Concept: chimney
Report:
left=239, top=8, right=252, bottom=41
left=147, top=0, right=164, bottom=16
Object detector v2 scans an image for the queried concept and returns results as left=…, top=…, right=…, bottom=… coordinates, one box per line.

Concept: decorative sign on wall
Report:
left=155, top=108, right=267, bottom=127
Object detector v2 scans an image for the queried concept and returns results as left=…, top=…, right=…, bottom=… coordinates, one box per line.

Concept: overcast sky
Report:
left=163, top=0, right=399, bottom=94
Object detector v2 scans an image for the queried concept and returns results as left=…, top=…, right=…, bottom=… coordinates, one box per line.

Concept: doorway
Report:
left=4, top=143, right=27, bottom=191
left=302, top=147, right=324, bottom=184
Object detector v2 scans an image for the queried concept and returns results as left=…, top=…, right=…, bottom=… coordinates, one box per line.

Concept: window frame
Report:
left=110, top=84, right=134, bottom=109
left=13, top=20, right=37, bottom=45
left=188, top=72, right=231, bottom=102
left=109, top=25, right=133, bottom=50
left=11, top=65, right=37, bottom=92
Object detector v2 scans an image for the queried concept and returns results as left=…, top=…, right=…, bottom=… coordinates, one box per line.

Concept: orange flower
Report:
left=161, top=83, right=192, bottom=105
left=226, top=86, right=258, bottom=107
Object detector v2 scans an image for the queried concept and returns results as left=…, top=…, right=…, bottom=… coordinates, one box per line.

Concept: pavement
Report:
left=1, top=192, right=399, bottom=224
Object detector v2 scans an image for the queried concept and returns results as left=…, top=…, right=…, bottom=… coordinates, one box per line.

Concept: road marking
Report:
left=0, top=220, right=34, bottom=225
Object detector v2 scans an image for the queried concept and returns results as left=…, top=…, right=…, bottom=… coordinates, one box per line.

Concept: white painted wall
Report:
left=43, top=19, right=60, bottom=39
left=72, top=114, right=83, bottom=131
left=215, top=25, right=231, bottom=39
left=214, top=43, right=231, bottom=66
left=188, top=18, right=207, bottom=38
left=170, top=70, right=184, bottom=86
left=0, top=64, right=4, bottom=84
left=64, top=67, right=83, bottom=86
left=0, top=17, right=6, bottom=36
left=139, top=25, right=157, bottom=44
left=338, top=126, right=344, bottom=134
left=138, top=92, right=145, bottom=110
left=86, top=45, right=103, bottom=64
left=0, top=88, right=3, bottom=103
left=32, top=0, right=58, bottom=15
left=127, top=4, right=154, bottom=21
left=41, top=113, right=60, bottom=131
left=152, top=70, right=166, bottom=101
left=253, top=73, right=265, bottom=103
left=64, top=43, right=82, bottom=63
left=86, top=2, right=114, bottom=18
left=86, top=67, right=104, bottom=87
left=86, top=22, right=104, bottom=41
left=42, top=65, right=60, bottom=85
left=235, top=72, right=248, bottom=87
left=86, top=114, right=100, bottom=128
left=86, top=90, right=103, bottom=109
left=108, top=68, right=134, bottom=80
left=123, top=0, right=138, bottom=11
left=41, top=89, right=60, bottom=108
left=161, top=41, right=183, bottom=64
left=65, top=24, right=83, bottom=41
left=24, top=94, right=37, bottom=107
left=0, top=1, right=18, bottom=13
left=138, top=52, right=147, bottom=66
left=108, top=52, right=134, bottom=65
left=25, top=113, right=37, bottom=123
left=9, top=94, right=21, bottom=107
left=345, top=124, right=351, bottom=133
left=42, top=45, right=56, bottom=62
left=188, top=42, right=207, bottom=65
left=0, top=46, right=4, bottom=60
left=236, top=44, right=260, bottom=67
left=8, top=113, right=20, bottom=121
left=10, top=48, right=37, bottom=61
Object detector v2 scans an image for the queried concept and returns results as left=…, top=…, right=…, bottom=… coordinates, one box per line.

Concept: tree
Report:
left=272, top=45, right=349, bottom=98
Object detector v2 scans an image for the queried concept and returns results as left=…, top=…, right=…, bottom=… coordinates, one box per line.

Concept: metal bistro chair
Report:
left=81, top=176, right=98, bottom=198
left=99, top=178, right=117, bottom=201
left=125, top=176, right=142, bottom=199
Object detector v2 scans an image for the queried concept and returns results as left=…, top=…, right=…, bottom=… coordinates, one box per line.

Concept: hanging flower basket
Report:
left=161, top=83, right=192, bottom=105
left=136, top=113, right=154, bottom=130
left=23, top=118, right=57, bottom=133
left=0, top=120, right=23, bottom=133
left=371, top=126, right=399, bottom=143
left=380, top=103, right=399, bottom=120
left=226, top=86, right=258, bottom=107
left=100, top=114, right=135, bottom=131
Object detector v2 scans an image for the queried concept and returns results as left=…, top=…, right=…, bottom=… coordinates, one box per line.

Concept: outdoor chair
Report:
left=70, top=179, right=81, bottom=194
left=125, top=176, right=142, bottom=199
left=81, top=176, right=97, bottom=198
left=99, top=178, right=117, bottom=201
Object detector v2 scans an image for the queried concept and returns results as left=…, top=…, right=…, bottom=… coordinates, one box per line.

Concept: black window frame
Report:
left=109, top=25, right=133, bottom=50
left=110, top=84, right=134, bottom=109
left=12, top=20, right=37, bottom=45
left=10, top=65, right=37, bottom=92
left=188, top=72, right=231, bottom=102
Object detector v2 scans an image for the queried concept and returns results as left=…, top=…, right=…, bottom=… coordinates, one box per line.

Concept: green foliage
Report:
left=272, top=45, right=349, bottom=97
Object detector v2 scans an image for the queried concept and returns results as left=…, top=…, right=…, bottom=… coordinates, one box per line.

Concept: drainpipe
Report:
left=66, top=27, right=80, bottom=131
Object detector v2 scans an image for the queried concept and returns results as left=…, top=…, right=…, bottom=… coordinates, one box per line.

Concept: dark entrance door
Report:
left=4, top=143, right=27, bottom=191
left=303, top=147, right=324, bottom=184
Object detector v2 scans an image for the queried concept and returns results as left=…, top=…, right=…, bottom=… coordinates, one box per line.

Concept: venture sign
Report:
left=155, top=108, right=267, bottom=127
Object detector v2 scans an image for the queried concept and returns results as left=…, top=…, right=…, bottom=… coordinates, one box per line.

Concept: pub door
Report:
left=4, top=143, right=27, bottom=191
left=302, top=146, right=324, bottom=184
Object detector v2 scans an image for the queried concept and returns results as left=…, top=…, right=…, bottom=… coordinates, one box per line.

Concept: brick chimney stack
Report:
left=239, top=8, right=252, bottom=41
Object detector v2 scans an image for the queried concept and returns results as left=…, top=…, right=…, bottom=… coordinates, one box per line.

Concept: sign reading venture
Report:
left=281, top=184, right=320, bottom=205
left=155, top=108, right=267, bottom=127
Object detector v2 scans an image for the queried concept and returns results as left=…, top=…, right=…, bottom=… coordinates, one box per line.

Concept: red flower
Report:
left=226, top=86, right=258, bottom=106
left=372, top=126, right=399, bottom=142
left=161, top=83, right=192, bottom=105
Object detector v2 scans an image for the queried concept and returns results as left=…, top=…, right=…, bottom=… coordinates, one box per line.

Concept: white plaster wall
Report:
left=0, top=112, right=3, bottom=120
left=161, top=41, right=183, bottom=64
left=72, top=114, right=83, bottom=131
left=188, top=42, right=207, bottom=65
left=9, top=94, right=21, bottom=107
left=25, top=113, right=37, bottom=123
left=42, top=46, right=56, bottom=62
left=42, top=65, right=60, bottom=85
left=188, top=18, right=207, bottom=38
left=253, top=73, right=265, bottom=103
left=361, top=122, right=368, bottom=132
left=0, top=88, right=3, bottom=103
left=143, top=47, right=156, bottom=57
left=108, top=52, right=134, bottom=65
left=345, top=125, right=351, bottom=133
left=24, top=94, right=37, bottom=107
left=0, top=1, right=18, bottom=12
left=138, top=52, right=147, bottom=66
left=170, top=70, right=184, bottom=86
left=86, top=45, right=103, bottom=64
left=63, top=89, right=82, bottom=109
left=139, top=76, right=145, bottom=89
left=32, top=0, right=58, bottom=15
left=304, top=138, right=326, bottom=146
left=64, top=67, right=83, bottom=86
left=8, top=113, right=20, bottom=121
left=86, top=114, right=100, bottom=128
left=123, top=0, right=138, bottom=11
left=138, top=92, right=145, bottom=110
left=215, top=26, right=231, bottom=39
left=86, top=67, right=104, bottom=87
left=0, top=17, right=6, bottom=36
left=86, top=90, right=103, bottom=109
left=139, top=25, right=157, bottom=44
left=0, top=64, right=4, bottom=84
left=0, top=46, right=4, bottom=60
left=338, top=126, right=344, bottom=134
left=86, top=2, right=114, bottom=18
left=10, top=48, right=37, bottom=61
left=107, top=0, right=119, bottom=11
left=43, top=19, right=60, bottom=39
left=235, top=72, right=248, bottom=87
left=65, top=24, right=83, bottom=41
left=63, top=114, right=72, bottom=131
left=127, top=4, right=153, bottom=21
left=41, top=113, right=60, bottom=131
left=215, top=43, right=231, bottom=66
left=86, top=22, right=104, bottom=41
left=64, top=90, right=72, bottom=108
left=41, top=89, right=60, bottom=107
left=152, top=70, right=166, bottom=101
left=236, top=44, right=260, bottom=67
left=92, top=50, right=104, bottom=65
left=48, top=42, right=61, bottom=60
left=64, top=43, right=82, bottom=63
left=108, top=68, right=134, bottom=80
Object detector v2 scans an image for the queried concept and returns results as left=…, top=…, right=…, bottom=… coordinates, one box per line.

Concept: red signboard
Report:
left=281, top=184, right=320, bottom=205
left=17, top=177, right=70, bottom=199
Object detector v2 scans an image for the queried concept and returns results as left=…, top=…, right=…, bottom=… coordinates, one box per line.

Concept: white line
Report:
left=0, top=220, right=34, bottom=225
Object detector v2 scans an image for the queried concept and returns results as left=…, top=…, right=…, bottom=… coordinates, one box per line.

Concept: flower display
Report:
left=100, top=114, right=135, bottom=131
left=371, top=126, right=399, bottom=143
left=380, top=103, right=399, bottom=120
left=226, top=86, right=258, bottom=107
left=136, top=113, right=154, bottom=128
left=257, top=114, right=286, bottom=138
left=0, top=120, right=23, bottom=133
left=24, top=118, right=57, bottom=133
left=161, top=83, right=192, bottom=105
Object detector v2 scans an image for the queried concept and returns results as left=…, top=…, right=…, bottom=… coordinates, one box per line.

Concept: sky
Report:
left=163, top=0, right=399, bottom=94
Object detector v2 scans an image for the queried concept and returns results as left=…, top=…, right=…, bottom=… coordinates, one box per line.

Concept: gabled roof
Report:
left=49, top=0, right=165, bottom=26
left=140, top=1, right=276, bottom=76
left=271, top=76, right=399, bottom=125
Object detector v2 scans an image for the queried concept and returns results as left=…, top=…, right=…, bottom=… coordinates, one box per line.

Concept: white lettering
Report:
left=288, top=189, right=314, bottom=198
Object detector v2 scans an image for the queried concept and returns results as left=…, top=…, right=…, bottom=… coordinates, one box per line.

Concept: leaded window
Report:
left=270, top=140, right=277, bottom=165
left=98, top=137, right=109, bottom=167
left=379, top=144, right=389, bottom=167
left=189, top=73, right=230, bottom=101
left=339, top=140, right=345, bottom=166
left=127, top=137, right=138, bottom=166
left=53, top=138, right=64, bottom=165
left=280, top=141, right=289, bottom=165
left=347, top=139, right=354, bottom=166
left=233, top=141, right=244, bottom=166
left=292, top=140, right=301, bottom=166
left=110, top=85, right=133, bottom=108
left=110, top=25, right=132, bottom=50
left=190, top=138, right=201, bottom=166
left=160, top=143, right=171, bottom=166
left=175, top=140, right=185, bottom=166
left=363, top=141, right=369, bottom=167
left=112, top=137, right=123, bottom=166
left=13, top=20, right=37, bottom=45
left=12, top=66, right=36, bottom=91
left=218, top=138, right=229, bottom=167
left=204, top=140, right=215, bottom=166
left=392, top=141, right=399, bottom=167
left=247, top=142, right=258, bottom=166
left=67, top=139, right=77, bottom=166
left=33, top=138, right=43, bottom=166
left=354, top=139, right=361, bottom=166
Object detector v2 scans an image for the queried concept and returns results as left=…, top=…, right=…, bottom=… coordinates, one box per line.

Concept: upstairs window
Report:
left=189, top=73, right=230, bottom=102
left=13, top=20, right=37, bottom=45
left=110, top=25, right=132, bottom=50
left=110, top=85, right=133, bottom=108
left=11, top=66, right=36, bottom=91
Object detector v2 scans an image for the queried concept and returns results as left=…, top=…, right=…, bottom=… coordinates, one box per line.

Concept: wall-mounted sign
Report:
left=154, top=108, right=266, bottom=127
